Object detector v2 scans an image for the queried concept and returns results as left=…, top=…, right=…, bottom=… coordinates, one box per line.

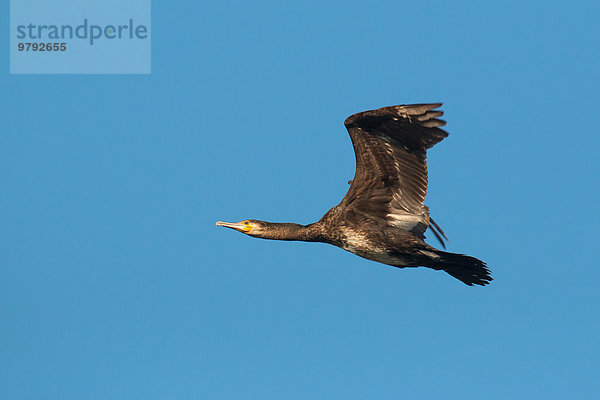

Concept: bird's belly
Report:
left=340, top=232, right=413, bottom=267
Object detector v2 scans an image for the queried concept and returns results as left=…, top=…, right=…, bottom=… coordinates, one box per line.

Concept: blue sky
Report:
left=2, top=1, right=599, bottom=399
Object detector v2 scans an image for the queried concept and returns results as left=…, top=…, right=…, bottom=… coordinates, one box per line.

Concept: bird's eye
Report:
left=244, top=221, right=249, bottom=225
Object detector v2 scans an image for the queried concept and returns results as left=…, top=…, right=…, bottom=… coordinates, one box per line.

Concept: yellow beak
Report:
left=216, top=221, right=252, bottom=233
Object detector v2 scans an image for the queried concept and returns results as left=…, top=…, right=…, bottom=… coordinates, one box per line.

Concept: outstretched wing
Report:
left=338, top=103, right=448, bottom=243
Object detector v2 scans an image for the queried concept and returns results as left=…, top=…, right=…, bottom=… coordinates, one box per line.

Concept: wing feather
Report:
left=338, top=104, right=448, bottom=243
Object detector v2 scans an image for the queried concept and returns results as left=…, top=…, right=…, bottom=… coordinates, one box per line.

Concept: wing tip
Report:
left=344, top=102, right=445, bottom=127
left=400, top=103, right=443, bottom=113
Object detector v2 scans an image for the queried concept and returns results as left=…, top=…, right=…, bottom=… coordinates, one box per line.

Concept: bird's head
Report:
left=215, top=219, right=267, bottom=237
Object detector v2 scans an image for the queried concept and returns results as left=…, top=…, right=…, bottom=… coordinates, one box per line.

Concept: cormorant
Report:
left=217, top=103, right=492, bottom=286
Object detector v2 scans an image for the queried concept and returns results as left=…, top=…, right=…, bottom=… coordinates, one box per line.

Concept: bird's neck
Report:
left=258, top=222, right=325, bottom=242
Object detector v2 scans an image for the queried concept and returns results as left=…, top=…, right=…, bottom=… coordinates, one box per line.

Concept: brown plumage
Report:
left=217, top=103, right=492, bottom=286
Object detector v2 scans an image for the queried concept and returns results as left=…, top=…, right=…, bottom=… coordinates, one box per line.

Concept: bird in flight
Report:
left=217, top=103, right=492, bottom=286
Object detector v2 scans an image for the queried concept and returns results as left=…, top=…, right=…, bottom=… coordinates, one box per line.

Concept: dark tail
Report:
left=430, top=250, right=492, bottom=286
